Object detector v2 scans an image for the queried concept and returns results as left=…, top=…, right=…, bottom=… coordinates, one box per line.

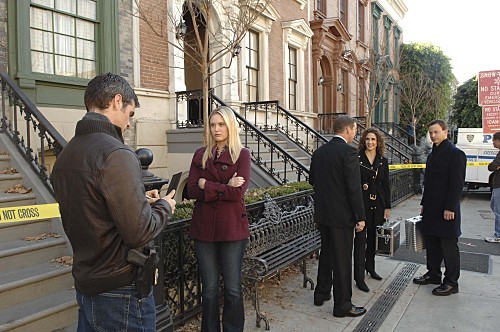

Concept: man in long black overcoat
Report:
left=413, top=120, right=466, bottom=296
left=309, top=115, right=367, bottom=317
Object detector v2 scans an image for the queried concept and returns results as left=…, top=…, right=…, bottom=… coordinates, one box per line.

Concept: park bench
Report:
left=242, top=193, right=320, bottom=330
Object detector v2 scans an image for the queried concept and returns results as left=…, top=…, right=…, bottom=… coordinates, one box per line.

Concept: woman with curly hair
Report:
left=354, top=128, right=391, bottom=292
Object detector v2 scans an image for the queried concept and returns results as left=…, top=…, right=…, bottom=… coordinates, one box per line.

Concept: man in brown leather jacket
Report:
left=51, top=73, right=176, bottom=331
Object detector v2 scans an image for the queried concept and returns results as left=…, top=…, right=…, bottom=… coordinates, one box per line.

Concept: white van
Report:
left=455, top=128, right=498, bottom=189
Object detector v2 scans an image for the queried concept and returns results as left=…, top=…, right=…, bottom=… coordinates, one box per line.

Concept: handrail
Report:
left=0, top=72, right=67, bottom=195
left=372, top=123, right=413, bottom=159
left=211, top=95, right=309, bottom=183
left=243, top=101, right=328, bottom=155
left=376, top=122, right=421, bottom=146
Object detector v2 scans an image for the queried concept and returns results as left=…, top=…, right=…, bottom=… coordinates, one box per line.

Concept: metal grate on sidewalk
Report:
left=353, top=262, right=420, bottom=332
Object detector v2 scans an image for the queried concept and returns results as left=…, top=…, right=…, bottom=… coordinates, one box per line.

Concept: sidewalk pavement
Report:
left=241, top=191, right=500, bottom=332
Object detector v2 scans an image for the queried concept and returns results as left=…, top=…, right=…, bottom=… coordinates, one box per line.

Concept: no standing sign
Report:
left=478, top=70, right=500, bottom=133
left=478, top=70, right=500, bottom=106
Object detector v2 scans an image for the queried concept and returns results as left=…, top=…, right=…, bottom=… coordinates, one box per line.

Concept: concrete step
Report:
left=0, top=173, right=23, bottom=191
left=0, top=155, right=11, bottom=170
left=0, top=192, right=37, bottom=208
left=0, top=219, right=52, bottom=242
left=0, top=289, right=77, bottom=332
left=0, top=262, right=73, bottom=309
left=0, top=237, right=67, bottom=270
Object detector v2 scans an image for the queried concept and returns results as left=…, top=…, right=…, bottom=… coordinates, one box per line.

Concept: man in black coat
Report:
left=413, top=120, right=466, bottom=296
left=310, top=115, right=367, bottom=317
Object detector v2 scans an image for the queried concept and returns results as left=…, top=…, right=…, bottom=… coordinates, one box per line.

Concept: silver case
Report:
left=375, top=220, right=401, bottom=257
left=405, top=215, right=425, bottom=252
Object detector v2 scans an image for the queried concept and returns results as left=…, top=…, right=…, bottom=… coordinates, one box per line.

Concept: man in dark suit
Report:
left=413, top=120, right=466, bottom=296
left=309, top=115, right=367, bottom=318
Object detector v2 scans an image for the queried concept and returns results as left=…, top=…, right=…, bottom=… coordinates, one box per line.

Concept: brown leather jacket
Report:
left=51, top=113, right=172, bottom=295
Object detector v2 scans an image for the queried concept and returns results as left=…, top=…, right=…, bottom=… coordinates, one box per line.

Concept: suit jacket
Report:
left=187, top=146, right=251, bottom=242
left=421, top=139, right=466, bottom=238
left=309, top=137, right=366, bottom=228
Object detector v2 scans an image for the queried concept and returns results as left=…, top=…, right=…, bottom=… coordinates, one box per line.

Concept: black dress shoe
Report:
left=413, top=274, right=441, bottom=285
left=333, top=305, right=367, bottom=318
left=366, top=269, right=382, bottom=280
left=355, top=280, right=370, bottom=292
left=314, top=293, right=331, bottom=306
left=432, top=284, right=459, bottom=296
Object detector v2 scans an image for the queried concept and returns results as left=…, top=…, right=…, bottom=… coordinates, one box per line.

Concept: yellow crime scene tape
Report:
left=0, top=203, right=60, bottom=224
left=389, top=161, right=490, bottom=170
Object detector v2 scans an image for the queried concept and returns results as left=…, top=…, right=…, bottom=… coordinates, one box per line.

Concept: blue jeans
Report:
left=195, top=239, right=248, bottom=332
left=76, top=285, right=155, bottom=332
left=490, top=188, right=500, bottom=237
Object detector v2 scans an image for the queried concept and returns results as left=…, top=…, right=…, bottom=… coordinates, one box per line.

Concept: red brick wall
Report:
left=139, top=0, right=169, bottom=91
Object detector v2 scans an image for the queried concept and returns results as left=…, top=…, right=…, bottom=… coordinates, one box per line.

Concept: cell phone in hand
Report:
left=166, top=172, right=182, bottom=194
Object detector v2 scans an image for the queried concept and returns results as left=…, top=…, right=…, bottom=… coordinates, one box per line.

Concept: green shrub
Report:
left=172, top=181, right=312, bottom=221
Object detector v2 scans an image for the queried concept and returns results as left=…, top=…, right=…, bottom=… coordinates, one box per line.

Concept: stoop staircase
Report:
left=0, top=150, right=76, bottom=332
left=0, top=72, right=76, bottom=331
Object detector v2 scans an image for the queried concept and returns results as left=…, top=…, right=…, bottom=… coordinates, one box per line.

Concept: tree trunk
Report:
left=202, top=58, right=209, bottom=145
left=412, top=117, right=417, bottom=147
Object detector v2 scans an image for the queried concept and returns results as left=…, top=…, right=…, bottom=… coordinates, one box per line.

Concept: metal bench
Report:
left=242, top=193, right=320, bottom=330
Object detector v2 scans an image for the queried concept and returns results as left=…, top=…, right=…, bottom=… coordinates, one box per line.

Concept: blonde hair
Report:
left=202, top=106, right=244, bottom=168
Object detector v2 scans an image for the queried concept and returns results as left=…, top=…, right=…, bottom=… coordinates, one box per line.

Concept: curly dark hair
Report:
left=358, top=128, right=385, bottom=156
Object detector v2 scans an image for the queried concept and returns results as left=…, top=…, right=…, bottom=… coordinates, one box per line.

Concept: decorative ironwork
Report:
left=317, top=112, right=348, bottom=134
left=161, top=190, right=318, bottom=327
left=372, top=123, right=413, bottom=161
left=390, top=169, right=415, bottom=205
left=174, top=91, right=309, bottom=184
left=376, top=121, right=421, bottom=146
left=0, top=73, right=67, bottom=195
left=244, top=101, right=328, bottom=155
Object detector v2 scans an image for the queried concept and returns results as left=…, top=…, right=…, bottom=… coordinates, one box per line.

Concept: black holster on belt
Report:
left=126, top=246, right=159, bottom=298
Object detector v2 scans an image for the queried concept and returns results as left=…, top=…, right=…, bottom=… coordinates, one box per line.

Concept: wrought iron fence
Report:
left=376, top=122, right=420, bottom=146
left=317, top=112, right=347, bottom=134
left=161, top=190, right=315, bottom=326
left=0, top=73, right=67, bottom=194
left=372, top=123, right=413, bottom=160
left=244, top=101, right=328, bottom=155
left=390, top=169, right=415, bottom=205
left=161, top=174, right=415, bottom=326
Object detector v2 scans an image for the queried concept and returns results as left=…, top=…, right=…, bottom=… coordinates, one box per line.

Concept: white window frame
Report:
left=282, top=19, right=313, bottom=111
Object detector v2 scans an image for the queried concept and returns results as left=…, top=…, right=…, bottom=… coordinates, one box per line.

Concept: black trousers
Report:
left=353, top=227, right=377, bottom=281
left=315, top=224, right=354, bottom=312
left=425, top=234, right=460, bottom=286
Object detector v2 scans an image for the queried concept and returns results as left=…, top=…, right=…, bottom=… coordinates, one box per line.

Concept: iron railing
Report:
left=244, top=101, right=328, bottom=155
left=211, top=95, right=309, bottom=183
left=0, top=73, right=67, bottom=194
left=160, top=170, right=415, bottom=326
left=174, top=90, right=309, bottom=184
left=372, top=123, right=413, bottom=161
left=175, top=89, right=210, bottom=128
left=376, top=122, right=420, bottom=146
left=317, top=112, right=347, bottom=134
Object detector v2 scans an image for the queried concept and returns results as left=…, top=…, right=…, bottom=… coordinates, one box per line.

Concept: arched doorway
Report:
left=182, top=3, right=206, bottom=125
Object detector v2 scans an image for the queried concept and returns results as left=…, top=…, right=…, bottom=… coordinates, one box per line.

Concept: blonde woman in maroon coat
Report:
left=187, top=106, right=251, bottom=332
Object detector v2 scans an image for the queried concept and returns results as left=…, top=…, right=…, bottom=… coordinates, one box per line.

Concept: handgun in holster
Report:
left=127, top=247, right=159, bottom=299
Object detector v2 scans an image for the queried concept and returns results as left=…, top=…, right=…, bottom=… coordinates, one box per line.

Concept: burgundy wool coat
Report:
left=187, top=146, right=251, bottom=242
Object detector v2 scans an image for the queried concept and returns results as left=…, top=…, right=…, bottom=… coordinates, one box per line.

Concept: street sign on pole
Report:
left=482, top=105, right=500, bottom=133
left=478, top=70, right=500, bottom=106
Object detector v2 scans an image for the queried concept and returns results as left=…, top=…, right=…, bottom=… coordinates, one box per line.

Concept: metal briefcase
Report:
left=375, top=220, right=400, bottom=256
left=405, top=216, right=425, bottom=252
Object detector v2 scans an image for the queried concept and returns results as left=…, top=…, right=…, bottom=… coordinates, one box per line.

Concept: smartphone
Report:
left=166, top=172, right=182, bottom=194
